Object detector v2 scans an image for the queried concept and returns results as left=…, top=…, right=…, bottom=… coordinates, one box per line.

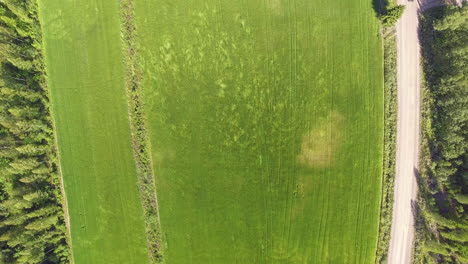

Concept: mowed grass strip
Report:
left=135, top=0, right=383, bottom=263
left=38, top=0, right=149, bottom=263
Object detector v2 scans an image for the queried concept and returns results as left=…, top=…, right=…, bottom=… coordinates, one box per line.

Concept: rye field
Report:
left=135, top=0, right=384, bottom=263
left=35, top=0, right=383, bottom=263
left=38, top=0, right=149, bottom=263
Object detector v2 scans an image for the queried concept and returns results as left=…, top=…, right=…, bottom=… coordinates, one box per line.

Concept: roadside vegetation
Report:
left=415, top=4, right=468, bottom=263
left=0, top=0, right=70, bottom=263
left=375, top=25, right=398, bottom=264
left=373, top=0, right=399, bottom=262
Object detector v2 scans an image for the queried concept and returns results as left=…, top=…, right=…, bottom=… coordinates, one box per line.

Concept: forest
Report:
left=415, top=4, right=468, bottom=264
left=0, top=0, right=70, bottom=263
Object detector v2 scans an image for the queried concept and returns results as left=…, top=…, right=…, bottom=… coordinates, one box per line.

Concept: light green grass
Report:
left=38, top=0, right=149, bottom=263
left=135, top=0, right=383, bottom=263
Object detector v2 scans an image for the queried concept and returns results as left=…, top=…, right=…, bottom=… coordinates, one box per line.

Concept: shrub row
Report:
left=119, top=0, right=164, bottom=263
left=375, top=25, right=398, bottom=264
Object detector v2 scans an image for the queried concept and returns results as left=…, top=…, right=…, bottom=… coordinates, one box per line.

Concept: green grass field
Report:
left=38, top=0, right=149, bottom=263
left=135, top=0, right=384, bottom=263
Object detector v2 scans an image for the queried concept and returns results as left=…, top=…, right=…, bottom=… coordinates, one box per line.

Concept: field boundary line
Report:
left=118, top=0, right=164, bottom=262
left=37, top=5, right=76, bottom=263
left=48, top=111, right=75, bottom=264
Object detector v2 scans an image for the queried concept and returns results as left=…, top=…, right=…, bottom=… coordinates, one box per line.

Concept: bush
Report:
left=381, top=5, right=406, bottom=26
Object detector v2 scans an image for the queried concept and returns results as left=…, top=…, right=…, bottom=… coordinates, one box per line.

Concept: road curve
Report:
left=388, top=0, right=442, bottom=263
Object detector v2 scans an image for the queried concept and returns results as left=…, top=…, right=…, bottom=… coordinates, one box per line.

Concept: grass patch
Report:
left=297, top=111, right=344, bottom=169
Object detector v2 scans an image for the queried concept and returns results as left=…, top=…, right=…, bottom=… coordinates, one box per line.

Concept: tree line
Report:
left=415, top=4, right=468, bottom=263
left=0, top=0, right=70, bottom=263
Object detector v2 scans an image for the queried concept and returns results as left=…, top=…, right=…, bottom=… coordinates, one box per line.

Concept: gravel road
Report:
left=387, top=0, right=442, bottom=263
